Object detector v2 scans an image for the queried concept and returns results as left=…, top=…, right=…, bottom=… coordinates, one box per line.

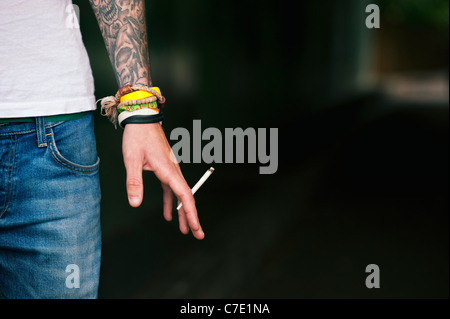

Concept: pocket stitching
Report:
left=47, top=131, right=100, bottom=175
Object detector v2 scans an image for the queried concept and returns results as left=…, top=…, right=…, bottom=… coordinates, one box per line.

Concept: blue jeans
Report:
left=0, top=112, right=101, bottom=299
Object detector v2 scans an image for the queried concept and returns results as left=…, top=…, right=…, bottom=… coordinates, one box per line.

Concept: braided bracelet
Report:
left=99, top=84, right=166, bottom=128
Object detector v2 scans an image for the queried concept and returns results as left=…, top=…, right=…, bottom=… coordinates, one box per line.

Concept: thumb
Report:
left=125, top=159, right=144, bottom=207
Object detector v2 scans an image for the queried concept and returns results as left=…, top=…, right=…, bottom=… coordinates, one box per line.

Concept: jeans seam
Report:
left=45, top=121, right=64, bottom=129
left=49, top=150, right=100, bottom=175
left=47, top=132, right=100, bottom=175
left=0, top=121, right=64, bottom=137
left=0, top=128, right=35, bottom=136
left=0, top=136, right=16, bottom=219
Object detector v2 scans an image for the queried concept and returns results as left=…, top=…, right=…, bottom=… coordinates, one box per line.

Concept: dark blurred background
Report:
left=74, top=0, right=448, bottom=298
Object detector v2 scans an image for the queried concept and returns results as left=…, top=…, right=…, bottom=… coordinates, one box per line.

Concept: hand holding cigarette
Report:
left=177, top=167, right=214, bottom=210
left=123, top=123, right=206, bottom=240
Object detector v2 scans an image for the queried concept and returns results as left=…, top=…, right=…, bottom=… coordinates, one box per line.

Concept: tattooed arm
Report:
left=89, top=0, right=151, bottom=86
left=89, top=0, right=205, bottom=240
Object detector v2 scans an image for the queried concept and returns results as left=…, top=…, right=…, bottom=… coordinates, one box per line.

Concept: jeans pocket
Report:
left=47, top=116, right=100, bottom=175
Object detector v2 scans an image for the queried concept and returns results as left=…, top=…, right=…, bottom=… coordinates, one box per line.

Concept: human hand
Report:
left=122, top=123, right=205, bottom=240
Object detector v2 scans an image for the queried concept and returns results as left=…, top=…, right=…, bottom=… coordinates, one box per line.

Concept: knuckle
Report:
left=180, top=191, right=195, bottom=204
left=123, top=152, right=137, bottom=164
left=180, top=184, right=193, bottom=196
left=126, top=177, right=142, bottom=188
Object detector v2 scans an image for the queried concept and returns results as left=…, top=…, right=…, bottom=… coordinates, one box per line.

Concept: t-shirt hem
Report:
left=0, top=96, right=97, bottom=118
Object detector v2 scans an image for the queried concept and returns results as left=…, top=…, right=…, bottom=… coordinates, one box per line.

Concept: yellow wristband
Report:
left=120, top=87, right=161, bottom=103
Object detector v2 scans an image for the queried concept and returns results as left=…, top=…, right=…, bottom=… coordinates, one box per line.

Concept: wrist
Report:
left=99, top=84, right=166, bottom=128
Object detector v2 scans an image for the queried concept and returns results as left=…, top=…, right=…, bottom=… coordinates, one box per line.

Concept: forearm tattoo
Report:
left=90, top=0, right=152, bottom=87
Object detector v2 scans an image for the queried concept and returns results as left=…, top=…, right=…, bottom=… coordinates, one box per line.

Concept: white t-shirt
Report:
left=0, top=0, right=96, bottom=118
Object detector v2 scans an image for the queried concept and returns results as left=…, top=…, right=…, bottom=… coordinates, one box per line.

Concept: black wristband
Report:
left=120, top=114, right=164, bottom=128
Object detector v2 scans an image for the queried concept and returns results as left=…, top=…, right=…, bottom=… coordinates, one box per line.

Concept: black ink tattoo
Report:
left=89, top=0, right=152, bottom=87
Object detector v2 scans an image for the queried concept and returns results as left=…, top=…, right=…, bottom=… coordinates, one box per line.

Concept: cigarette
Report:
left=177, top=167, right=215, bottom=210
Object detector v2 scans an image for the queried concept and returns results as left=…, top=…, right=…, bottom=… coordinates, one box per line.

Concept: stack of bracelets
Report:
left=99, top=84, right=166, bottom=128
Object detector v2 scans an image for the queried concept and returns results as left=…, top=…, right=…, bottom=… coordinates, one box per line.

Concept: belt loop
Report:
left=35, top=117, right=47, bottom=148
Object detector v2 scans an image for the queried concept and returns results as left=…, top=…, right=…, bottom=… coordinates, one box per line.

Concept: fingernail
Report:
left=129, top=196, right=141, bottom=206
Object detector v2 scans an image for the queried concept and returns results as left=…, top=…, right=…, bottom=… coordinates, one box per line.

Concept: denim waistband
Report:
left=0, top=112, right=89, bottom=137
